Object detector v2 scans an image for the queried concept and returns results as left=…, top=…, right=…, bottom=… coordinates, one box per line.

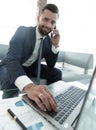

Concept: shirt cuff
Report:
left=14, top=75, right=33, bottom=91
left=52, top=45, right=59, bottom=54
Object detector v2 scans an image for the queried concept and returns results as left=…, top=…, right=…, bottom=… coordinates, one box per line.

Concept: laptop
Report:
left=74, top=66, right=96, bottom=130
left=22, top=67, right=96, bottom=130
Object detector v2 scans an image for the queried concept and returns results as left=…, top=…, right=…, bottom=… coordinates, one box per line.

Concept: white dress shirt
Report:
left=15, top=27, right=59, bottom=91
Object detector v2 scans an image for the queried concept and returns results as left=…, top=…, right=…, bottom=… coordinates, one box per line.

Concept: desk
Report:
left=0, top=81, right=89, bottom=130
left=0, top=96, right=56, bottom=130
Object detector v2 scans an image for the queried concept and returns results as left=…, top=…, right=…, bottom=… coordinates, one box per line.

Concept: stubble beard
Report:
left=38, top=25, right=51, bottom=36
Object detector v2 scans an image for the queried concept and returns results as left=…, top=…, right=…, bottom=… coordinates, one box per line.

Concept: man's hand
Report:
left=23, top=83, right=58, bottom=112
left=51, top=29, right=60, bottom=48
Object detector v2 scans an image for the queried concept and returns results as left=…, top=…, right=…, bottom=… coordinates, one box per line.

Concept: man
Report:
left=0, top=4, right=62, bottom=112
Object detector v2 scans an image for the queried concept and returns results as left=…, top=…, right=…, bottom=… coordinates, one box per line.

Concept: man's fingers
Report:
left=38, top=92, right=53, bottom=111
left=34, top=97, right=47, bottom=111
left=44, top=87, right=57, bottom=104
left=43, top=91, right=58, bottom=112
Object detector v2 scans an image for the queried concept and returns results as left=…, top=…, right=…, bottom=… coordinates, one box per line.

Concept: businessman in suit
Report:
left=0, top=3, right=62, bottom=112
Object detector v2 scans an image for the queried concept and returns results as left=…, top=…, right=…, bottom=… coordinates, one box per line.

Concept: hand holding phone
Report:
left=51, top=26, right=60, bottom=48
left=51, top=26, right=56, bottom=37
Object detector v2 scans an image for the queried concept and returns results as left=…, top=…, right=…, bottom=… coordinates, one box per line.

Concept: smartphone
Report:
left=51, top=26, right=56, bottom=37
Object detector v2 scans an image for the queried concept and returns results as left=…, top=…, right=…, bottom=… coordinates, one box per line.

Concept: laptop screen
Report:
left=75, top=67, right=96, bottom=130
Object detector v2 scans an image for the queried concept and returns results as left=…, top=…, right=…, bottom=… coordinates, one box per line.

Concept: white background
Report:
left=0, top=0, right=96, bottom=56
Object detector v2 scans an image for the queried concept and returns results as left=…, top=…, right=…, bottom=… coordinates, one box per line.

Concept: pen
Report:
left=7, top=108, right=27, bottom=130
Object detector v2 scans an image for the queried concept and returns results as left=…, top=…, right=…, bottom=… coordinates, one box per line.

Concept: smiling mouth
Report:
left=43, top=26, right=51, bottom=31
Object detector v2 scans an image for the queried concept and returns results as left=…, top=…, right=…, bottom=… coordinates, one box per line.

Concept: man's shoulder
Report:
left=14, top=26, right=36, bottom=37
left=17, top=26, right=36, bottom=31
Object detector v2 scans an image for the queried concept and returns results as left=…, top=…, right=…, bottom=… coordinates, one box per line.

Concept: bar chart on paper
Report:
left=15, top=100, right=44, bottom=130
left=0, top=97, right=56, bottom=130
left=28, top=122, right=43, bottom=130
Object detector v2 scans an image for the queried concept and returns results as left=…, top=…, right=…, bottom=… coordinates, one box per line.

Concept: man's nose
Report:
left=46, top=21, right=52, bottom=28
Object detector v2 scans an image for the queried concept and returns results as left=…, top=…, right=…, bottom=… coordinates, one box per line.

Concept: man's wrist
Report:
left=23, top=83, right=36, bottom=93
left=52, top=45, right=59, bottom=54
left=15, top=75, right=33, bottom=91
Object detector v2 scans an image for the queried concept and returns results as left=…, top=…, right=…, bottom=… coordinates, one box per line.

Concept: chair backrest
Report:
left=64, top=52, right=93, bottom=70
left=0, top=44, right=8, bottom=59
left=57, top=51, right=94, bottom=74
left=0, top=44, right=94, bottom=74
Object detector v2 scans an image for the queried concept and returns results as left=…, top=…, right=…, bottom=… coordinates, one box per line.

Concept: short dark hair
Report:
left=41, top=3, right=59, bottom=14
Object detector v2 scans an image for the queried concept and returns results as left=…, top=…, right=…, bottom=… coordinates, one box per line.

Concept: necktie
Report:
left=37, top=38, right=43, bottom=85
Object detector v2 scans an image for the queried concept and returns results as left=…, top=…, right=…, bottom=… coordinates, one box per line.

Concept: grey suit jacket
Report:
left=1, top=26, right=59, bottom=84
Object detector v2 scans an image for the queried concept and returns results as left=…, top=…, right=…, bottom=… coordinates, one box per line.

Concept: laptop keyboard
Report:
left=47, top=86, right=86, bottom=124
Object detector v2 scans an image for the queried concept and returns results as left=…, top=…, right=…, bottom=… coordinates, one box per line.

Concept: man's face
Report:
left=37, top=9, right=58, bottom=36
